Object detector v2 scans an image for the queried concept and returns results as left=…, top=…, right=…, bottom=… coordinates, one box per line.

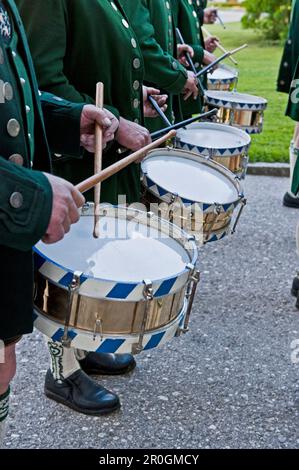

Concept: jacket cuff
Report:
left=0, top=159, right=53, bottom=251
left=165, top=64, right=188, bottom=94
left=192, top=45, right=204, bottom=67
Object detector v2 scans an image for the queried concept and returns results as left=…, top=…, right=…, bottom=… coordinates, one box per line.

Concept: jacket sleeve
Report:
left=125, top=0, right=188, bottom=94
left=16, top=0, right=119, bottom=119
left=0, top=157, right=53, bottom=251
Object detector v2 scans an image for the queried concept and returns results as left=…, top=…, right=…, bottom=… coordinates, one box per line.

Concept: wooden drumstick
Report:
left=93, top=82, right=104, bottom=238
left=76, top=130, right=176, bottom=194
left=202, top=26, right=238, bottom=66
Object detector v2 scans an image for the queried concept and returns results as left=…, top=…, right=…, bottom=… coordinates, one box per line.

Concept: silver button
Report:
left=193, top=11, right=197, bottom=18
left=196, top=21, right=200, bottom=28
left=28, top=133, right=32, bottom=140
left=7, top=119, right=21, bottom=137
left=122, top=19, right=129, bottom=29
left=194, top=62, right=200, bottom=68
left=166, top=1, right=171, bottom=8
left=288, top=39, right=292, bottom=45
left=283, top=62, right=288, bottom=68
left=0, top=47, right=4, bottom=65
left=133, top=80, right=140, bottom=90
left=168, top=15, right=172, bottom=23
left=9, top=192, right=23, bottom=209
left=54, top=153, right=62, bottom=158
left=20, top=77, right=26, bottom=86
left=133, top=99, right=139, bottom=109
left=134, top=118, right=139, bottom=124
left=8, top=154, right=24, bottom=166
left=110, top=1, right=117, bottom=10
left=12, top=51, right=16, bottom=58
left=3, top=82, right=13, bottom=101
left=172, top=61, right=178, bottom=70
left=25, top=105, right=31, bottom=114
left=131, top=38, right=137, bottom=48
left=133, top=58, right=141, bottom=69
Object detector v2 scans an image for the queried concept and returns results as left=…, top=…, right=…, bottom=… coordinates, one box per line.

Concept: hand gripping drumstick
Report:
left=148, top=95, right=172, bottom=127
left=196, top=44, right=248, bottom=79
left=202, top=26, right=238, bottom=66
left=76, top=130, right=176, bottom=194
left=93, top=82, right=104, bottom=238
left=175, top=28, right=206, bottom=96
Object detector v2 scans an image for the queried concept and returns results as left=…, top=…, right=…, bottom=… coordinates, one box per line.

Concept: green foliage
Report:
left=242, top=0, right=291, bottom=41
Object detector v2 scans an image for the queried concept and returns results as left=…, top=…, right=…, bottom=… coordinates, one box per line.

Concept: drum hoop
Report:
left=176, top=122, right=251, bottom=154
left=205, top=91, right=268, bottom=111
left=34, top=206, right=198, bottom=301
left=142, top=148, right=244, bottom=208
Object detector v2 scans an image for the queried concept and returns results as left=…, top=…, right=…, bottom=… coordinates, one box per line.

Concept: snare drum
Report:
left=208, top=64, right=238, bottom=92
left=33, top=206, right=198, bottom=355
left=205, top=90, right=268, bottom=134
left=141, top=148, right=246, bottom=244
left=175, top=122, right=251, bottom=178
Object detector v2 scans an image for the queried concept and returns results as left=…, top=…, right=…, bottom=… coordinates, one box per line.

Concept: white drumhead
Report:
left=36, top=215, right=191, bottom=282
left=206, top=90, right=267, bottom=106
left=142, top=151, right=239, bottom=205
left=177, top=122, right=250, bottom=149
left=208, top=65, right=237, bottom=81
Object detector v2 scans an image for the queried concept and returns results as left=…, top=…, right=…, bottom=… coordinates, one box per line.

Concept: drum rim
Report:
left=176, top=121, right=251, bottom=153
left=34, top=206, right=198, bottom=299
left=205, top=90, right=268, bottom=110
left=208, top=64, right=239, bottom=82
left=142, top=147, right=244, bottom=208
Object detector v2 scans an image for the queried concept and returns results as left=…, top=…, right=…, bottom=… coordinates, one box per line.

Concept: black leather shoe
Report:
left=79, top=352, right=136, bottom=376
left=283, top=192, right=299, bottom=208
left=291, top=275, right=299, bottom=297
left=44, top=369, right=120, bottom=416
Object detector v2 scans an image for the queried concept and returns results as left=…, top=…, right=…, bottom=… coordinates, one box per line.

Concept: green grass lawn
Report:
left=207, top=22, right=293, bottom=163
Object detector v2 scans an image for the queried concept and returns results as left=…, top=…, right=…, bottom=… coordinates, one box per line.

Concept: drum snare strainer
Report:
left=141, top=148, right=246, bottom=244
left=176, top=122, right=251, bottom=178
left=33, top=206, right=199, bottom=355
left=205, top=90, right=268, bottom=134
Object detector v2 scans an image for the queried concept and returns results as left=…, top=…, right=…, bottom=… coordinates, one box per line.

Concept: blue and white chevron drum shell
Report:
left=175, top=122, right=251, bottom=159
left=33, top=300, right=188, bottom=354
left=141, top=148, right=244, bottom=216
left=205, top=90, right=268, bottom=111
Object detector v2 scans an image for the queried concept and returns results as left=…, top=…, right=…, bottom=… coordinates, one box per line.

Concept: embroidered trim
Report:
left=0, top=3, right=12, bottom=40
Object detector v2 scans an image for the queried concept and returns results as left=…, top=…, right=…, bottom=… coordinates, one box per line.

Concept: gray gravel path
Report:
left=3, top=175, right=299, bottom=449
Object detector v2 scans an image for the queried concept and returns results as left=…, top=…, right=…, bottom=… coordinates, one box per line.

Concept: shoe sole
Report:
left=82, top=362, right=137, bottom=377
left=44, top=389, right=121, bottom=416
left=283, top=200, right=299, bottom=209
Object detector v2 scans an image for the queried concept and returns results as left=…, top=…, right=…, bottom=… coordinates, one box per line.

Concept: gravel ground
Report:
left=3, top=175, right=299, bottom=450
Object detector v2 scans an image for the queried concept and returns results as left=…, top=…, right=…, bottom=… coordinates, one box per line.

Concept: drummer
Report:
left=0, top=0, right=126, bottom=443
left=277, top=0, right=299, bottom=208
left=122, top=0, right=199, bottom=132
left=16, top=0, right=168, bottom=417
left=193, top=1, right=218, bottom=25
left=176, top=0, right=217, bottom=120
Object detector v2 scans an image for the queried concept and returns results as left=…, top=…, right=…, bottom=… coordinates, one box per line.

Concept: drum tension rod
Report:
left=231, top=198, right=247, bottom=235
left=132, top=280, right=154, bottom=355
left=178, top=266, right=201, bottom=335
left=62, top=271, right=82, bottom=348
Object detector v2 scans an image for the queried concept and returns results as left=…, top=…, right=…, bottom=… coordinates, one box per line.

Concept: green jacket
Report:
left=0, top=0, right=84, bottom=340
left=176, top=0, right=205, bottom=119
left=17, top=0, right=145, bottom=204
left=277, top=0, right=299, bottom=94
left=122, top=0, right=188, bottom=132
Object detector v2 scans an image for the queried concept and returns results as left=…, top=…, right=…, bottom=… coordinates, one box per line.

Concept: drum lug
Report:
left=62, top=271, right=82, bottom=348
left=93, top=315, right=103, bottom=341
left=131, top=280, right=154, bottom=355
left=231, top=198, right=247, bottom=235
left=177, top=268, right=200, bottom=335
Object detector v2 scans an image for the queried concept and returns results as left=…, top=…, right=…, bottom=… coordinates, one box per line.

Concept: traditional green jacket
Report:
left=0, top=0, right=84, bottom=339
left=122, top=0, right=188, bottom=132
left=17, top=0, right=145, bottom=204
left=277, top=0, right=299, bottom=94
left=193, top=0, right=207, bottom=26
left=175, top=0, right=205, bottom=118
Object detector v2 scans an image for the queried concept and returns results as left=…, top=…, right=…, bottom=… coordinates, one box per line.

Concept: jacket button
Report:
left=0, top=47, right=4, bottom=65
left=122, top=19, right=129, bottom=29
left=133, top=58, right=140, bottom=69
left=172, top=61, right=178, bottom=70
left=133, top=80, right=140, bottom=90
left=7, top=119, right=20, bottom=137
left=133, top=99, right=139, bottom=108
left=3, top=82, right=13, bottom=101
left=8, top=154, right=24, bottom=166
left=9, top=192, right=23, bottom=209
left=131, top=38, right=137, bottom=48
left=20, top=77, right=26, bottom=86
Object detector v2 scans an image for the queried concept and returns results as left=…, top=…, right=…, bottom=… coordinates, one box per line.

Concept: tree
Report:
left=242, top=0, right=291, bottom=41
